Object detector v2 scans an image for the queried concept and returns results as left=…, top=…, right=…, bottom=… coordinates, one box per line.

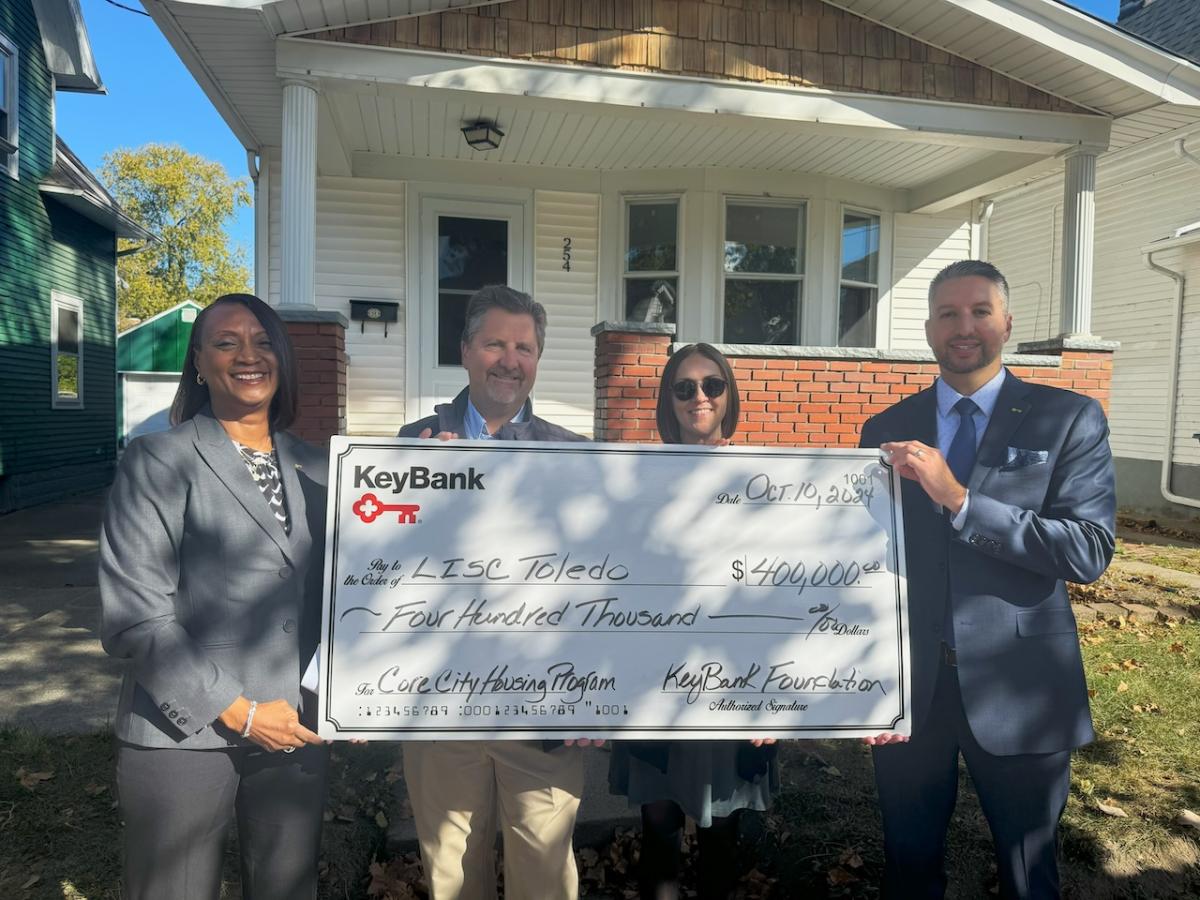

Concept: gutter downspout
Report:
left=977, top=200, right=996, bottom=261
left=1177, top=138, right=1200, bottom=170
left=247, top=148, right=265, bottom=297
left=1143, top=248, right=1200, bottom=510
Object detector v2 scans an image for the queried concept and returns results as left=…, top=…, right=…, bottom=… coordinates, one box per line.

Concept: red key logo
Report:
left=352, top=492, right=420, bottom=525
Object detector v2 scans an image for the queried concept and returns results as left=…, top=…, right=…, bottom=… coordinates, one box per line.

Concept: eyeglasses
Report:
left=671, top=376, right=728, bottom=402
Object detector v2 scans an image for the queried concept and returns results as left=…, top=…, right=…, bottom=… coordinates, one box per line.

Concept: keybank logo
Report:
left=353, top=465, right=485, bottom=492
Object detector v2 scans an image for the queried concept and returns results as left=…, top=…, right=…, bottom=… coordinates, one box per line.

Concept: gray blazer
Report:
left=99, top=408, right=327, bottom=749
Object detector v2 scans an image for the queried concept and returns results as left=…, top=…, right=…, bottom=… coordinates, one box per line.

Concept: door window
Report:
left=437, top=215, right=508, bottom=366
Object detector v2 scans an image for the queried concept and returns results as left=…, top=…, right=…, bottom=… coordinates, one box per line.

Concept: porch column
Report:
left=277, top=77, right=347, bottom=444
left=281, top=77, right=318, bottom=308
left=1058, top=149, right=1097, bottom=337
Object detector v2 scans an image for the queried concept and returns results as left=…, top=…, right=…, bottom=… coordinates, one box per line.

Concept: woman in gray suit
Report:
left=100, top=293, right=329, bottom=900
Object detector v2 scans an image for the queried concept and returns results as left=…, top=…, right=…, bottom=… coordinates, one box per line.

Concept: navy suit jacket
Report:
left=859, top=372, right=1115, bottom=756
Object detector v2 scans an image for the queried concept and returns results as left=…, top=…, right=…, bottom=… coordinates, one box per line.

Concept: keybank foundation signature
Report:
left=663, top=660, right=886, bottom=704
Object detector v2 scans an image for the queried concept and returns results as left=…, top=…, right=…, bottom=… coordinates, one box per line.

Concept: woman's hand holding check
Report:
left=220, top=697, right=323, bottom=752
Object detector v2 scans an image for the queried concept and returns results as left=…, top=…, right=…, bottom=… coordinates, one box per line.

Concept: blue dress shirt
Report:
left=935, top=367, right=1007, bottom=529
left=463, top=396, right=527, bottom=440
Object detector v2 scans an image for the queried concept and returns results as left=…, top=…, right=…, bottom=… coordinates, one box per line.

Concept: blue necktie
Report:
left=946, top=397, right=979, bottom=486
left=943, top=397, right=979, bottom=648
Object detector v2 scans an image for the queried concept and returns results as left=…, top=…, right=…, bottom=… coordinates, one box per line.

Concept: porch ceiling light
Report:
left=461, top=120, right=504, bottom=152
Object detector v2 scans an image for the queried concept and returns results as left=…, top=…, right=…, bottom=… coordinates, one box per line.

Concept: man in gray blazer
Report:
left=399, top=285, right=589, bottom=900
left=859, top=260, right=1115, bottom=898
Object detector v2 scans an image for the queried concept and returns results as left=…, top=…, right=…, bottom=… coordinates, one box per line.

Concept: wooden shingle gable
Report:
left=304, top=0, right=1089, bottom=114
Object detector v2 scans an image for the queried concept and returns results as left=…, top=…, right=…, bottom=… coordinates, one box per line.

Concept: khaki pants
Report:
left=403, top=741, right=584, bottom=900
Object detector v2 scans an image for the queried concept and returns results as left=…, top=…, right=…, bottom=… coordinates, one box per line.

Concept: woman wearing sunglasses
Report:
left=609, top=343, right=780, bottom=900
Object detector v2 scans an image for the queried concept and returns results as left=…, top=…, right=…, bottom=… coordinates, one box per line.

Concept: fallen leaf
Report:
left=1121, top=658, right=1143, bottom=670
left=21, top=875, right=40, bottom=889
left=1097, top=798, right=1128, bottom=817
left=1175, top=809, right=1200, bottom=830
left=15, top=768, right=54, bottom=791
left=827, top=866, right=859, bottom=885
left=1117, top=682, right=1129, bottom=693
left=83, top=782, right=108, bottom=797
left=823, top=765, right=842, bottom=778
left=375, top=810, right=389, bottom=829
left=839, top=847, right=864, bottom=869
left=1170, top=642, right=1187, bottom=654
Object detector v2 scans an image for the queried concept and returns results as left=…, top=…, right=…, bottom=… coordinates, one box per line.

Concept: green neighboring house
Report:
left=0, top=0, right=152, bottom=512
left=117, top=299, right=201, bottom=446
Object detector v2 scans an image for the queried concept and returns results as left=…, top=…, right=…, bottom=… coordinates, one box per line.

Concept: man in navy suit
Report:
left=859, top=260, right=1116, bottom=898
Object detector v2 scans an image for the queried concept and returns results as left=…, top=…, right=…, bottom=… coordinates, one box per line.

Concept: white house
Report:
left=983, top=0, right=1200, bottom=524
left=145, top=0, right=1200, bottom=517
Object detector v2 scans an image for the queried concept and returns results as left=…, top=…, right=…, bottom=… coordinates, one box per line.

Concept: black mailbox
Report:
left=349, top=299, right=399, bottom=337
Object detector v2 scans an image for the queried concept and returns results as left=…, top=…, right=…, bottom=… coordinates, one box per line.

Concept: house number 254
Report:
left=562, top=237, right=572, bottom=272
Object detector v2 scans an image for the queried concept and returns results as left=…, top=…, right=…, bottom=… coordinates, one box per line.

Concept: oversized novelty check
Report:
left=317, top=438, right=909, bottom=740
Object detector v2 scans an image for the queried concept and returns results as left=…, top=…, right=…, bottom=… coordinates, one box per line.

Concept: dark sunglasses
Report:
left=671, top=376, right=728, bottom=402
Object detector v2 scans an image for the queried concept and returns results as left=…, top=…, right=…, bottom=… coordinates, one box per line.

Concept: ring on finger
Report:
left=283, top=746, right=296, bottom=753
left=914, top=449, right=925, bottom=459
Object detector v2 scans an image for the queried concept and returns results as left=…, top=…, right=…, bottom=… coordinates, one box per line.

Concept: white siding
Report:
left=532, top=190, right=600, bottom=437
left=889, top=208, right=972, bottom=349
left=987, top=180, right=1062, bottom=344
left=987, top=140, right=1200, bottom=462
left=268, top=159, right=408, bottom=435
left=1167, top=250, right=1200, bottom=467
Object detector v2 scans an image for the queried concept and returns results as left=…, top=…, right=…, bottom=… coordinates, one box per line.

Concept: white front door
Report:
left=416, top=197, right=526, bottom=419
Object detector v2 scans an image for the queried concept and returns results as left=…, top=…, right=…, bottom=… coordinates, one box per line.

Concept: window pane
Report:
left=841, top=211, right=880, bottom=284
left=57, top=307, right=80, bottom=355
left=723, top=280, right=800, bottom=344
left=724, top=203, right=802, bottom=274
left=625, top=277, right=677, bottom=324
left=437, top=216, right=508, bottom=365
left=438, top=292, right=470, bottom=366
left=56, top=354, right=78, bottom=399
left=626, top=202, right=677, bottom=272
left=0, top=51, right=8, bottom=110
left=839, top=285, right=877, bottom=348
left=438, top=216, right=507, bottom=291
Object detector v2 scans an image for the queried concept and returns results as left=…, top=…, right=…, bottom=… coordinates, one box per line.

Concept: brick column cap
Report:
left=590, top=320, right=677, bottom=337
left=1016, top=336, right=1120, bottom=354
left=277, top=307, right=350, bottom=328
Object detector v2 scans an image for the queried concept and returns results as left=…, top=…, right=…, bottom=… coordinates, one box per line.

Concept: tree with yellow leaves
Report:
left=102, top=144, right=252, bottom=323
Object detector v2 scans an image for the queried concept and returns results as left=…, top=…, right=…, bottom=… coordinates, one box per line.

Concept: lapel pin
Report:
left=1010, top=408, right=1023, bottom=413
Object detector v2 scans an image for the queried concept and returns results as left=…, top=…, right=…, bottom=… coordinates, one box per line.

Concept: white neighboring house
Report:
left=986, top=0, right=1200, bottom=524
left=144, top=0, right=1200, bottom=519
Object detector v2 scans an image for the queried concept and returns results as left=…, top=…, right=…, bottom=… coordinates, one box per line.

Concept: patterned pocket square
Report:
left=1003, top=447, right=1049, bottom=469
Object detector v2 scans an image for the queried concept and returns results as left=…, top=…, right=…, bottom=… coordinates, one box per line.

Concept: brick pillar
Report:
left=1015, top=337, right=1118, bottom=414
left=592, top=321, right=674, bottom=443
left=278, top=309, right=348, bottom=444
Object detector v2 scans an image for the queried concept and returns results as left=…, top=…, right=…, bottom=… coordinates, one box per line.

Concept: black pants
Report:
left=639, top=800, right=741, bottom=900
left=872, top=661, right=1071, bottom=899
left=116, top=741, right=329, bottom=900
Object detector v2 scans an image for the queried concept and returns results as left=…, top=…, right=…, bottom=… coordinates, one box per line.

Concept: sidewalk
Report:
left=0, top=489, right=122, bottom=733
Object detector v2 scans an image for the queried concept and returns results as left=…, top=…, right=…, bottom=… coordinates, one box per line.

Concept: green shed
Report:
left=117, top=300, right=201, bottom=445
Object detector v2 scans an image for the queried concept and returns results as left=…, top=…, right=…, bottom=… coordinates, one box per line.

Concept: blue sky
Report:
left=57, top=0, right=1121, bottom=277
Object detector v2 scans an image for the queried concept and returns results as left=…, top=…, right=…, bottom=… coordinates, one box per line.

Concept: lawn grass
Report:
left=1115, top=538, right=1200, bottom=577
left=4, top=619, right=1199, bottom=899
